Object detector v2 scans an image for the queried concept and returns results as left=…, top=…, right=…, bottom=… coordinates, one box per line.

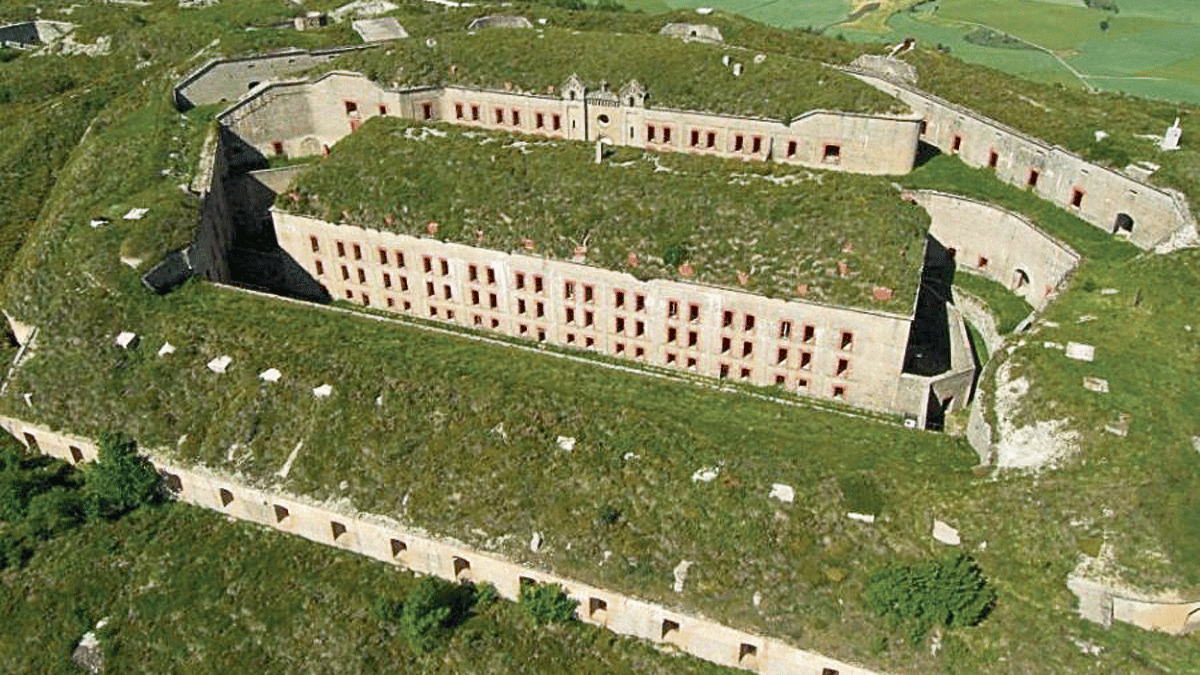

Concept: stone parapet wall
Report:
left=273, top=211, right=916, bottom=416
left=0, top=417, right=887, bottom=675
left=1067, top=573, right=1200, bottom=635
left=847, top=68, right=1196, bottom=250
left=913, top=191, right=1079, bottom=310
left=216, top=70, right=921, bottom=176
left=173, top=46, right=377, bottom=110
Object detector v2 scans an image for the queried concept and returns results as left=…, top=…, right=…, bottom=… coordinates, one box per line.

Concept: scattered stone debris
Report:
left=313, top=384, right=333, bottom=398
left=752, top=590, right=762, bottom=607
left=206, top=355, right=232, bottom=373
left=672, top=560, right=693, bottom=593
left=847, top=512, right=876, bottom=524
left=157, top=342, right=176, bottom=357
left=691, top=466, right=719, bottom=482
left=1160, top=117, right=1182, bottom=151
left=22, top=393, right=32, bottom=408
left=555, top=435, right=576, bottom=452
left=872, top=286, right=894, bottom=302
left=530, top=531, right=542, bottom=552
left=1104, top=413, right=1130, bottom=437
left=1077, top=315, right=1097, bottom=323
left=123, top=207, right=149, bottom=220
left=1072, top=637, right=1104, bottom=656
left=115, top=332, right=137, bottom=348
left=72, top=618, right=108, bottom=674
left=753, top=53, right=766, bottom=64
left=1192, top=436, right=1200, bottom=454
left=768, top=483, right=794, bottom=503
left=1043, top=341, right=1063, bottom=350
left=932, top=519, right=961, bottom=545
left=89, top=217, right=110, bottom=228
left=467, top=15, right=533, bottom=30
left=1065, top=342, right=1095, bottom=362
left=331, top=0, right=398, bottom=22
left=351, top=17, right=408, bottom=42
left=1100, top=288, right=1119, bottom=295
left=622, top=451, right=640, bottom=461
left=1083, top=376, right=1109, bottom=393
left=258, top=368, right=282, bottom=383
left=490, top=422, right=507, bottom=440
left=1094, top=130, right=1108, bottom=142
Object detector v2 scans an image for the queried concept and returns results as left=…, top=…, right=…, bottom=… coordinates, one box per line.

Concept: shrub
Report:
left=397, top=577, right=454, bottom=653
left=24, top=487, right=85, bottom=539
left=519, top=583, right=578, bottom=625
left=83, top=433, right=160, bottom=520
left=662, top=244, right=688, bottom=268
left=864, top=553, right=995, bottom=645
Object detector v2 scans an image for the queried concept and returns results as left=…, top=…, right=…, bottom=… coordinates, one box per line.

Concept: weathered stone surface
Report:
left=673, top=560, right=693, bottom=593
left=467, top=15, right=532, bottom=30
left=768, top=483, right=794, bottom=503
left=932, top=519, right=960, bottom=545
left=659, top=23, right=723, bottom=43
left=1083, top=376, right=1109, bottom=393
left=1065, top=342, right=1095, bottom=362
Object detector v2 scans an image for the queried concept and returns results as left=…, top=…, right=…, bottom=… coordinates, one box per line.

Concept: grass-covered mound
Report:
left=285, top=118, right=928, bottom=310
left=322, top=26, right=904, bottom=120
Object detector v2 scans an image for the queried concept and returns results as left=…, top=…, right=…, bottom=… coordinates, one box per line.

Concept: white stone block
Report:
left=123, top=207, right=149, bottom=220
left=207, top=355, right=232, bottom=373
left=932, top=519, right=960, bottom=545
left=157, top=342, right=176, bottom=357
left=847, top=512, right=876, bottom=524
left=672, top=560, right=692, bottom=593
left=313, top=384, right=333, bottom=398
left=556, top=435, right=576, bottom=452
left=1083, top=377, right=1109, bottom=393
left=258, top=368, right=282, bottom=383
left=691, top=466, right=719, bottom=482
left=768, top=483, right=794, bottom=503
left=115, top=332, right=137, bottom=348
left=1065, top=342, right=1095, bottom=362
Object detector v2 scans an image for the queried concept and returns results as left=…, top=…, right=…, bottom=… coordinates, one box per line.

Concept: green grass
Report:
left=0, top=485, right=742, bottom=674
left=286, top=118, right=928, bottom=310
left=953, top=271, right=1034, bottom=334
left=319, top=26, right=904, bottom=120
left=3, top=3, right=1200, bottom=673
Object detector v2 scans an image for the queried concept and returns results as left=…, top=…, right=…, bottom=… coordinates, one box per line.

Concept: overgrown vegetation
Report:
left=519, top=582, right=579, bottom=624
left=864, top=553, right=995, bottom=645
left=286, top=118, right=928, bottom=309
left=320, top=26, right=902, bottom=120
left=952, top=272, right=1034, bottom=334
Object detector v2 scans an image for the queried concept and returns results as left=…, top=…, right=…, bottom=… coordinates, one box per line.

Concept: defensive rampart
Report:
left=1068, top=574, right=1200, bottom=635
left=0, top=417, right=887, bottom=675
left=911, top=191, right=1080, bottom=310
left=846, top=68, right=1197, bottom=250
left=273, top=210, right=923, bottom=416
left=173, top=46, right=377, bottom=110
left=215, top=69, right=921, bottom=175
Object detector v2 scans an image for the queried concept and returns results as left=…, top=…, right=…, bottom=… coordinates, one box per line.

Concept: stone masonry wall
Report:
left=913, top=191, right=1080, bottom=310
left=847, top=68, right=1196, bottom=250
left=173, top=47, right=375, bottom=109
left=272, top=211, right=916, bottom=416
left=1, top=417, right=887, bottom=675
left=218, top=71, right=921, bottom=176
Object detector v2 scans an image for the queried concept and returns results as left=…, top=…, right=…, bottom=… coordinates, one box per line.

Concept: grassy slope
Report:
left=0, top=2, right=1198, bottom=674
left=0, top=494, right=740, bottom=674
left=321, top=25, right=903, bottom=120
left=952, top=271, right=1033, bottom=334
left=286, top=118, right=928, bottom=310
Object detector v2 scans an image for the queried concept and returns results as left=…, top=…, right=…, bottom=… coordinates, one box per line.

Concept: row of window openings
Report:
left=946, top=135, right=1092, bottom=209
left=312, top=242, right=850, bottom=348
left=343, top=100, right=435, bottom=121
left=454, top=102, right=563, bottom=131
left=317, top=260, right=849, bottom=349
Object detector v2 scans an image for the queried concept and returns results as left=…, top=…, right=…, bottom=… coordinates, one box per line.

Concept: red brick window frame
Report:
left=455, top=103, right=464, bottom=119
left=378, top=248, right=388, bottom=265
left=344, top=100, right=358, bottom=115
left=536, top=112, right=545, bottom=129
left=690, top=129, right=700, bottom=147
left=494, top=107, right=504, bottom=124
left=647, top=124, right=657, bottom=142
left=471, top=104, right=480, bottom=121
left=552, top=114, right=562, bottom=131
left=662, top=126, right=672, bottom=143
left=422, top=102, right=433, bottom=120
left=512, top=109, right=520, bottom=126
left=310, top=236, right=320, bottom=253
left=1071, top=187, right=1085, bottom=208
left=752, top=136, right=762, bottom=154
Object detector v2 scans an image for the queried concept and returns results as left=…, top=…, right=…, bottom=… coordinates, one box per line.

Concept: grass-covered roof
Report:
left=317, top=25, right=905, bottom=120
left=282, top=118, right=928, bottom=311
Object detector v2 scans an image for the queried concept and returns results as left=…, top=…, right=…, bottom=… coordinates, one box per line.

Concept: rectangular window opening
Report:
left=1028, top=169, right=1040, bottom=187
left=786, top=140, right=797, bottom=157
left=823, top=144, right=841, bottom=162
left=1071, top=188, right=1084, bottom=208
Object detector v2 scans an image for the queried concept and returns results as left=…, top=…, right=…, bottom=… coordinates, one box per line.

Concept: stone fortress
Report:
left=7, top=17, right=1200, bottom=675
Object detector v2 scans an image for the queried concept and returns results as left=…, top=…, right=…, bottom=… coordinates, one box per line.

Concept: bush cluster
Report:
left=0, top=433, right=159, bottom=570
left=864, top=553, right=996, bottom=645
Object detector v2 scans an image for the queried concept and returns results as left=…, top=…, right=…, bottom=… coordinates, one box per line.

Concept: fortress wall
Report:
left=0, top=21, right=39, bottom=46
left=173, top=47, right=374, bottom=109
left=1, top=417, right=885, bottom=675
left=272, top=210, right=916, bottom=416
left=849, top=70, right=1194, bottom=250
left=218, top=71, right=920, bottom=175
left=1067, top=573, right=1200, bottom=635
left=914, top=191, right=1080, bottom=310
left=190, top=127, right=237, bottom=283
left=896, top=304, right=976, bottom=427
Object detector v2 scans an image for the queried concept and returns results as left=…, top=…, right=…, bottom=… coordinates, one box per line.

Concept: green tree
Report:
left=397, top=577, right=453, bottom=653
left=24, top=486, right=84, bottom=539
left=519, top=583, right=578, bottom=625
left=83, top=433, right=160, bottom=520
left=864, top=553, right=995, bottom=645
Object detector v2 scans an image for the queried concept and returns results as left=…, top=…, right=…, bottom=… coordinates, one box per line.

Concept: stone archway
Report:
left=299, top=136, right=322, bottom=157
